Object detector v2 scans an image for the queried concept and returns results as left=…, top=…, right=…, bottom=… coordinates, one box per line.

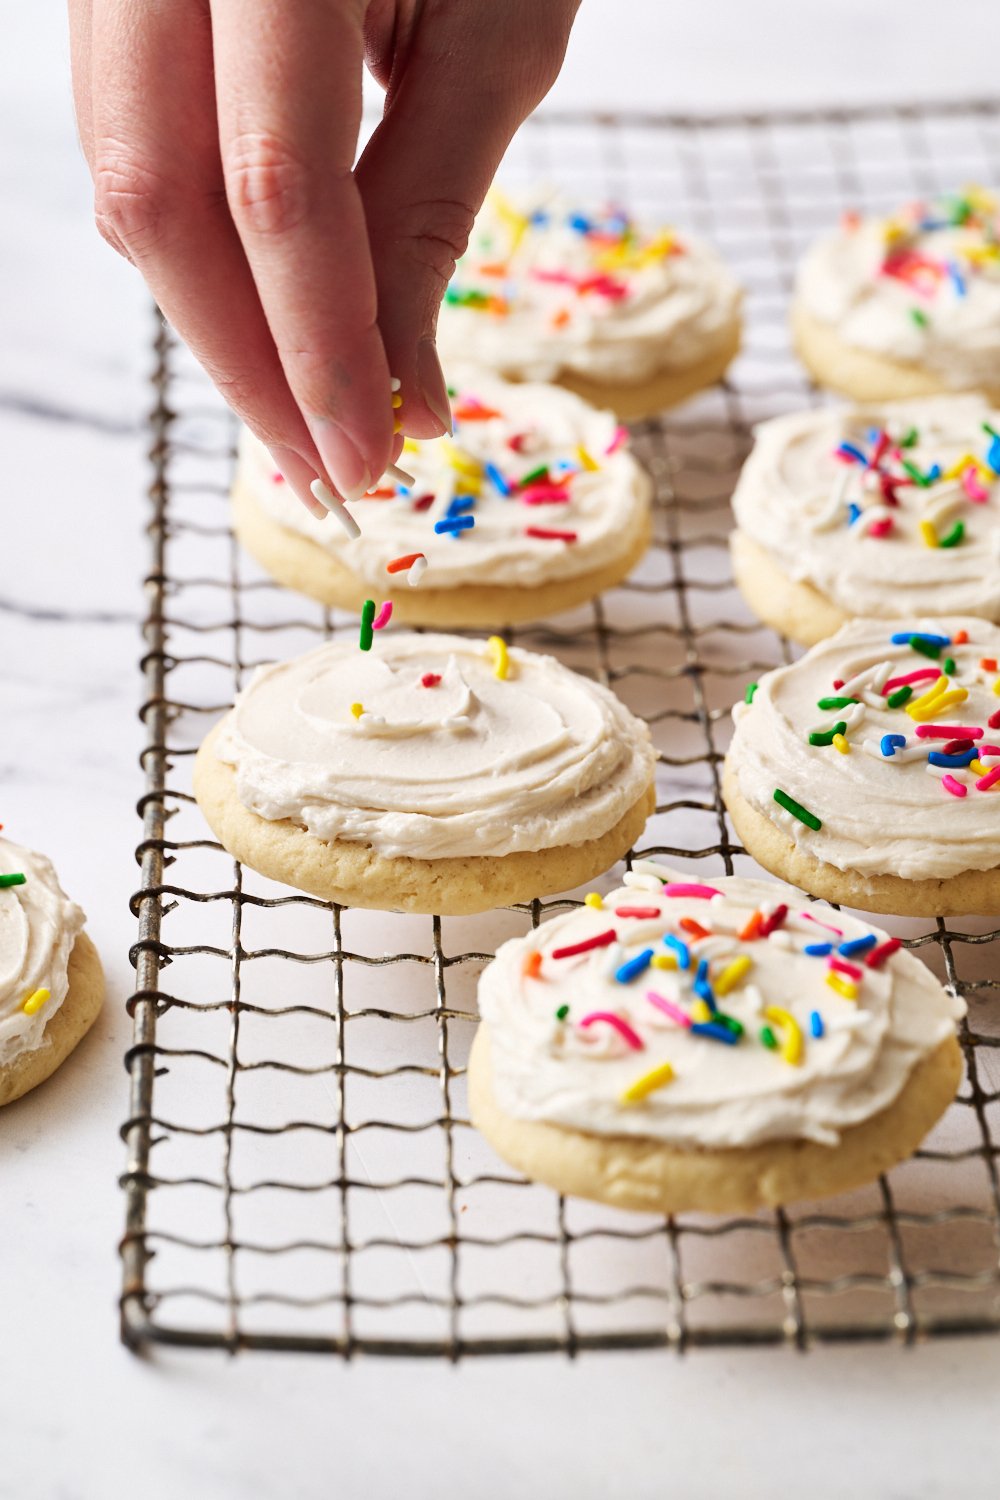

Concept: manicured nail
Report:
left=310, top=419, right=372, bottom=503
left=267, top=446, right=327, bottom=520
left=310, top=480, right=361, bottom=539
left=417, top=339, right=453, bottom=435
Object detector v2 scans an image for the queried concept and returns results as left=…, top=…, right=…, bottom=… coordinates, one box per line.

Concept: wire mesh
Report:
left=121, top=100, right=1000, bottom=1356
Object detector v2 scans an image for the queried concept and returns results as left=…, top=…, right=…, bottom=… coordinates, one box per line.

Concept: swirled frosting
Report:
left=729, top=617, right=1000, bottom=879
left=796, top=190, right=1000, bottom=389
left=0, top=837, right=84, bottom=1067
left=436, top=192, right=741, bottom=384
left=732, top=396, right=1000, bottom=619
left=240, top=368, right=652, bottom=590
left=479, top=867, right=961, bottom=1147
left=214, top=634, right=655, bottom=859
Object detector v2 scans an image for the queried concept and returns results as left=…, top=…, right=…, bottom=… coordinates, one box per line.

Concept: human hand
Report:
left=69, top=0, right=579, bottom=515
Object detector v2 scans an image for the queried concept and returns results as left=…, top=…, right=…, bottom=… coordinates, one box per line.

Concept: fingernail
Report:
left=267, top=445, right=328, bottom=521
left=417, top=339, right=453, bottom=435
left=310, top=420, right=372, bottom=503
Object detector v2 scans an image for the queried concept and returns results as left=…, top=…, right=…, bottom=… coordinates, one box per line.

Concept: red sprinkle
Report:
left=551, top=929, right=617, bottom=960
left=614, top=907, right=662, bottom=919
left=412, top=494, right=435, bottom=512
left=829, top=956, right=863, bottom=980
left=679, top=917, right=711, bottom=940
left=866, top=938, right=901, bottom=969
left=832, top=679, right=845, bottom=690
left=421, top=673, right=441, bottom=688
left=525, top=526, right=578, bottom=542
left=759, top=904, right=789, bottom=938
left=990, top=709, right=1000, bottom=730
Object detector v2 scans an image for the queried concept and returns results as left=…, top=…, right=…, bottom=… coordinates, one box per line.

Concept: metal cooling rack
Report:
left=121, top=100, right=1000, bottom=1356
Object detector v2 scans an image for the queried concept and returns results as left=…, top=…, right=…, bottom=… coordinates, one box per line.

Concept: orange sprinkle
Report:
left=740, top=911, right=764, bottom=942
left=981, top=657, right=998, bottom=672
left=551, top=309, right=571, bottom=329
left=453, top=404, right=502, bottom=422
left=953, top=629, right=969, bottom=645
left=679, top=917, right=711, bottom=940
left=477, top=262, right=509, bottom=278
left=366, top=486, right=396, bottom=499
left=523, top=950, right=543, bottom=979
left=487, top=296, right=509, bottom=316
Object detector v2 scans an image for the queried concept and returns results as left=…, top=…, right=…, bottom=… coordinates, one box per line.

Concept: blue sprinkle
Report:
left=919, top=217, right=949, bottom=231
left=928, top=747, right=978, bottom=768
left=693, top=977, right=717, bottom=1013
left=926, top=463, right=942, bottom=483
left=396, top=485, right=412, bottom=498
left=890, top=631, right=951, bottom=647
left=447, top=494, right=476, bottom=517
left=838, top=441, right=869, bottom=465
left=691, top=1021, right=740, bottom=1046
left=530, top=210, right=550, bottom=227
left=663, top=935, right=690, bottom=970
left=948, top=259, right=968, bottom=297
left=568, top=213, right=592, bottom=233
left=485, top=462, right=510, bottom=496
left=695, top=958, right=709, bottom=983
left=881, top=733, right=907, bottom=758
left=804, top=941, right=834, bottom=957
left=614, top=948, right=654, bottom=984
left=867, top=426, right=882, bottom=443
left=988, top=435, right=1000, bottom=474
left=847, top=502, right=862, bottom=526
left=838, top=933, right=878, bottom=958
left=434, top=516, right=475, bottom=535
left=810, top=1010, right=825, bottom=1039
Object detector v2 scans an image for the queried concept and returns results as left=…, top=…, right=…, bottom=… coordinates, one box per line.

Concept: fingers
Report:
left=86, top=0, right=341, bottom=518
left=67, top=0, right=95, bottom=167
left=357, top=0, right=579, bottom=436
left=210, top=0, right=395, bottom=502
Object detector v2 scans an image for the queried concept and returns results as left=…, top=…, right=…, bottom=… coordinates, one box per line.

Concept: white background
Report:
left=2, top=4, right=999, bottom=1497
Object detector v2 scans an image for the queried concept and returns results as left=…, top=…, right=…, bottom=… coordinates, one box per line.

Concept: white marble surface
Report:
left=3, top=5, right=1000, bottom=1498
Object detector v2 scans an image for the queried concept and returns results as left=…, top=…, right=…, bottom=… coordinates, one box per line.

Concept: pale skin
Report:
left=68, top=0, right=579, bottom=514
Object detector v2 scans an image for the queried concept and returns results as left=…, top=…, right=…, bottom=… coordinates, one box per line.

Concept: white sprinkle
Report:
left=310, top=480, right=362, bottom=539
left=408, top=555, right=428, bottom=587
left=390, top=376, right=401, bottom=392
left=387, top=461, right=416, bottom=487
left=629, top=859, right=670, bottom=882
left=622, top=872, right=665, bottom=892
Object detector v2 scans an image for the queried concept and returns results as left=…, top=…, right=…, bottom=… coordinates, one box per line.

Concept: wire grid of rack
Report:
left=121, top=100, right=1000, bottom=1357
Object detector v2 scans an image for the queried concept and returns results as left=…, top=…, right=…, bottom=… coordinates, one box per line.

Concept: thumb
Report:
left=355, top=0, right=578, bottom=438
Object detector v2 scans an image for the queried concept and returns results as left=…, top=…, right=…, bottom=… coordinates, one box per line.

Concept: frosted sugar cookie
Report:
left=469, top=866, right=962, bottom=1213
left=233, top=369, right=653, bottom=626
left=731, top=396, right=1000, bottom=645
left=193, top=633, right=656, bottom=915
left=436, top=193, right=742, bottom=418
left=793, top=189, right=1000, bottom=401
left=724, top=618, right=1000, bottom=915
left=0, top=835, right=104, bottom=1105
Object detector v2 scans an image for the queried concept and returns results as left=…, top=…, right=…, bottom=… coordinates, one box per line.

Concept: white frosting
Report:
left=436, top=192, right=741, bottom=384
left=732, top=396, right=1000, bottom=620
left=479, top=868, right=962, bottom=1147
left=729, top=617, right=1000, bottom=879
left=241, top=368, right=652, bottom=590
left=0, top=838, right=84, bottom=1067
left=214, top=634, right=655, bottom=860
left=796, top=192, right=1000, bottom=389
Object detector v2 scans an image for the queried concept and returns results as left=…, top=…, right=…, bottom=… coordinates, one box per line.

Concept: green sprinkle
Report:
left=809, top=720, right=847, bottom=747
left=899, top=426, right=920, bottom=448
left=760, top=1025, right=778, bottom=1051
left=446, top=386, right=457, bottom=398
left=939, top=520, right=965, bottom=549
left=983, top=422, right=1000, bottom=440
left=716, top=1013, right=744, bottom=1038
left=520, top=464, right=549, bottom=487
left=359, top=599, right=376, bottom=652
left=943, top=656, right=957, bottom=676
left=0, top=873, right=26, bottom=888
left=887, top=685, right=913, bottom=708
left=773, top=788, right=822, bottom=831
left=899, top=457, right=930, bottom=487
left=745, top=682, right=758, bottom=704
left=817, top=695, right=857, bottom=710
left=910, top=634, right=942, bottom=659
left=910, top=307, right=929, bottom=329
left=555, top=1004, right=570, bottom=1022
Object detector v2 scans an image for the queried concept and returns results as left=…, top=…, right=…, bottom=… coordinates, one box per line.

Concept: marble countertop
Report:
left=4, top=6, right=999, bottom=1498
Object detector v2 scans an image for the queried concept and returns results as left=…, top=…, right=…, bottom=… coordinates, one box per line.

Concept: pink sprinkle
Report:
left=645, top=991, right=692, bottom=1029
left=662, top=882, right=721, bottom=900
left=866, top=938, right=901, bottom=969
left=525, top=526, right=578, bottom=542
left=942, top=774, right=968, bottom=798
left=614, top=906, right=662, bottom=919
left=800, top=910, right=844, bottom=937
left=421, top=673, right=441, bottom=688
left=915, top=724, right=984, bottom=739
left=272, top=471, right=285, bottom=483
left=829, top=956, right=863, bottom=980
left=976, top=765, right=1000, bottom=792
left=578, top=1012, right=644, bottom=1049
left=962, top=465, right=990, bottom=503
left=551, top=929, right=617, bottom=960
left=520, top=485, right=572, bottom=505
left=372, top=601, right=393, bottom=630
left=868, top=518, right=894, bottom=538
left=605, top=426, right=629, bottom=456
left=980, top=745, right=1000, bottom=757
left=882, top=669, right=941, bottom=694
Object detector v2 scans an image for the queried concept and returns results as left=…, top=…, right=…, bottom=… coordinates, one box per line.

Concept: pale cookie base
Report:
left=0, top=931, right=104, bottom=1107
left=556, top=321, right=742, bottom=420
left=731, top=529, right=851, bottom=646
left=791, top=302, right=1000, bottom=404
left=232, top=478, right=653, bottom=626
left=468, top=1026, right=962, bottom=1213
left=722, top=760, right=1000, bottom=916
left=193, top=722, right=656, bottom=915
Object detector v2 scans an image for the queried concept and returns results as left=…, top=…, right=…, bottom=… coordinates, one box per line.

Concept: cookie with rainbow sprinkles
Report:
left=730, top=396, right=1000, bottom=645
left=469, top=866, right=962, bottom=1213
left=793, top=188, right=1000, bottom=401
left=724, top=617, right=1000, bottom=915
left=234, top=369, right=653, bottom=627
left=0, top=833, right=103, bottom=1105
left=436, top=191, right=742, bottom=419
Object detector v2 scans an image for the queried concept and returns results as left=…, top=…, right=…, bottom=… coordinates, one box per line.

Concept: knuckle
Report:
left=93, top=144, right=175, bottom=259
left=392, top=197, right=478, bottom=288
left=223, top=132, right=311, bottom=237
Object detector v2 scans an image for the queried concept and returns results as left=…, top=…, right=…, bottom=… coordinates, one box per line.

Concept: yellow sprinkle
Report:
left=909, top=674, right=949, bottom=709
left=391, top=393, right=403, bottom=409
left=764, top=1005, right=803, bottom=1066
left=487, top=635, right=509, bottom=681
left=584, top=892, right=603, bottom=910
left=943, top=452, right=987, bottom=480
left=690, top=998, right=713, bottom=1024
left=392, top=418, right=402, bottom=433
left=970, top=759, right=986, bottom=777
left=351, top=703, right=364, bottom=720
left=620, top=1059, right=675, bottom=1105
left=22, top=987, right=50, bottom=1016
left=832, top=733, right=850, bottom=755
left=402, top=438, right=420, bottom=454
left=826, top=971, right=858, bottom=1002
left=907, top=688, right=968, bottom=721
left=919, top=519, right=939, bottom=548
left=576, top=445, right=599, bottom=472
left=994, top=677, right=1000, bottom=697
left=651, top=953, right=678, bottom=971
left=441, top=438, right=483, bottom=479
left=714, top=955, right=752, bottom=997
